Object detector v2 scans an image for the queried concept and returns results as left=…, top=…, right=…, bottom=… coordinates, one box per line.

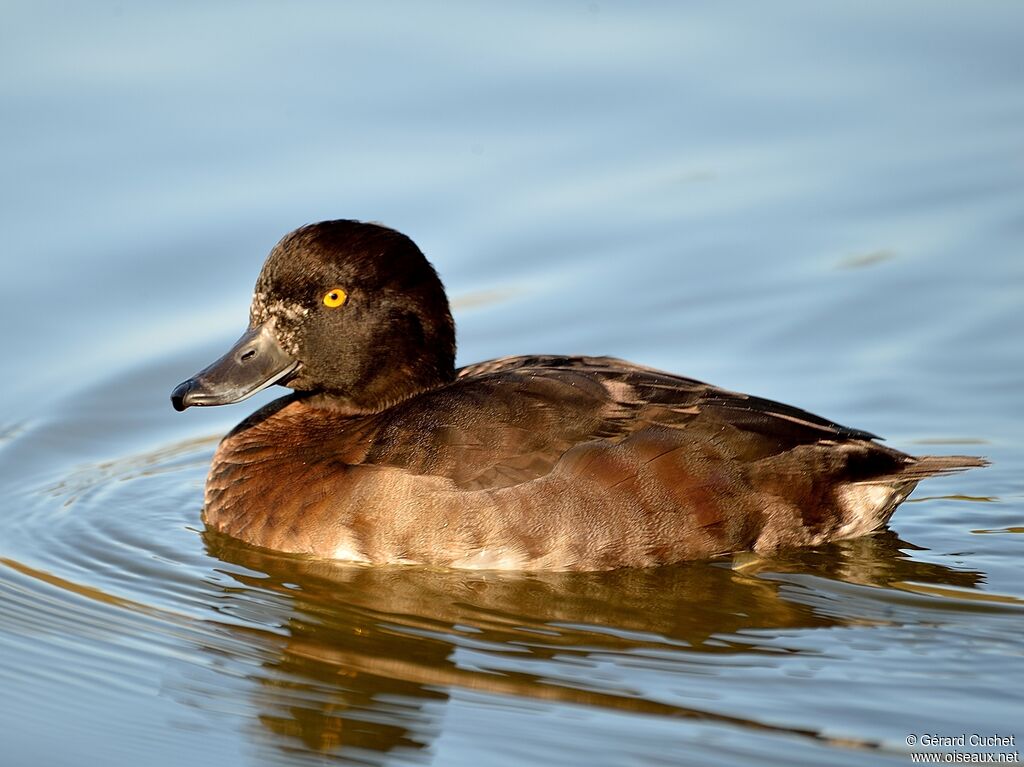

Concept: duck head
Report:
left=171, top=220, right=456, bottom=413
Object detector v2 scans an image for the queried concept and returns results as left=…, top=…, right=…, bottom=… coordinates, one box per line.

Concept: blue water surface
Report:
left=1, top=2, right=1022, bottom=765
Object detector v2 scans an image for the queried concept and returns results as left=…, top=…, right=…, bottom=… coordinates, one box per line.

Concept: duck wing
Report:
left=355, top=355, right=884, bottom=491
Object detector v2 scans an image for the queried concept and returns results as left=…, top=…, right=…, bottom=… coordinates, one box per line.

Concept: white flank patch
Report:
left=331, top=543, right=371, bottom=564
left=450, top=548, right=530, bottom=571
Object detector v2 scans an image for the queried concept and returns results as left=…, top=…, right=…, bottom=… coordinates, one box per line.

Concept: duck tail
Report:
left=889, top=454, right=989, bottom=481
left=833, top=454, right=987, bottom=541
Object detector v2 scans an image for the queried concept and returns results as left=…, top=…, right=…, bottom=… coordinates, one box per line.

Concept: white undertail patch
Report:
left=835, top=483, right=907, bottom=540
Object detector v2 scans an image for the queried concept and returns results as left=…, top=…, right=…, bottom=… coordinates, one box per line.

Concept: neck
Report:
left=303, top=366, right=455, bottom=415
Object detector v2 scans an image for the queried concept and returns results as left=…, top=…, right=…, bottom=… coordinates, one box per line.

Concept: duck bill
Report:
left=171, top=321, right=298, bottom=411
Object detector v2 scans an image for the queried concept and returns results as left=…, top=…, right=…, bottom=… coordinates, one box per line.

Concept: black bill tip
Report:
left=171, top=379, right=195, bottom=411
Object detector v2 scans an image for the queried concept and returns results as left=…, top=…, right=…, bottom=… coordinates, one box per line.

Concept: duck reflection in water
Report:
left=196, top=530, right=983, bottom=763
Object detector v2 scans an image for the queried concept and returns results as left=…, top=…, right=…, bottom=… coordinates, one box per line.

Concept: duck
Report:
left=171, top=219, right=985, bottom=571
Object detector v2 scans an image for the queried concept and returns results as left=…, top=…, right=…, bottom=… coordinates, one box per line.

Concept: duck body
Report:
left=174, top=220, right=983, bottom=571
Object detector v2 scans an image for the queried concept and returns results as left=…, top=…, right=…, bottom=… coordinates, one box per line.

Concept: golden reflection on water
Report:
left=180, top=530, right=984, bottom=762
left=1, top=518, right=1011, bottom=764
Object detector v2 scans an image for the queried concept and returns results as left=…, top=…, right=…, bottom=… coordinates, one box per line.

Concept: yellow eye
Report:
left=322, top=288, right=347, bottom=308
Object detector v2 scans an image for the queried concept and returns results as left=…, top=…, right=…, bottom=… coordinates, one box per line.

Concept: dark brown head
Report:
left=171, top=220, right=456, bottom=413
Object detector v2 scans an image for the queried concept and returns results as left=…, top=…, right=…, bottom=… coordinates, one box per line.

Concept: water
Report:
left=2, top=2, right=1022, bottom=765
